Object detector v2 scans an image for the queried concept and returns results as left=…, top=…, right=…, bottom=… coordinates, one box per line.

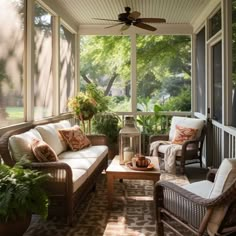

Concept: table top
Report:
left=106, top=155, right=160, bottom=174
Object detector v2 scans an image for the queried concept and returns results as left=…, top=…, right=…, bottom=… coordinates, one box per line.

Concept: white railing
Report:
left=211, top=121, right=236, bottom=167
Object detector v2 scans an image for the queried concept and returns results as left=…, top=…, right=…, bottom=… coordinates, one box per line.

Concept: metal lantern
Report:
left=119, top=116, right=141, bottom=164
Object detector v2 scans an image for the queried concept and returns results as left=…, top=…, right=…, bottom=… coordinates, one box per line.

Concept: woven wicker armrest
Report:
left=206, top=168, right=218, bottom=182
left=155, top=180, right=236, bottom=208
left=86, top=134, right=108, bottom=146
left=149, top=134, right=169, bottom=143
left=24, top=161, right=73, bottom=183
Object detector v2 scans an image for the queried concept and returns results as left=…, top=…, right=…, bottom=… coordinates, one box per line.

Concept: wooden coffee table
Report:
left=106, top=155, right=160, bottom=206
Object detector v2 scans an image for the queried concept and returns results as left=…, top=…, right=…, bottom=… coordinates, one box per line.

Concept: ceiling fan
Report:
left=93, top=6, right=166, bottom=32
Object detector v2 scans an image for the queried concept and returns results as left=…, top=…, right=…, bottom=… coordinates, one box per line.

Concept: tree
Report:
left=80, top=36, right=131, bottom=96
left=136, top=35, right=191, bottom=103
left=80, top=35, right=191, bottom=113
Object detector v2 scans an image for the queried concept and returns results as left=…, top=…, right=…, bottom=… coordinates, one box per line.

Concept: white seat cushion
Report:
left=9, top=129, right=43, bottom=161
left=35, top=120, right=71, bottom=155
left=58, top=145, right=108, bottom=176
left=169, top=116, right=204, bottom=141
left=183, top=180, right=214, bottom=198
left=58, top=145, right=108, bottom=160
left=71, top=169, right=87, bottom=192
left=207, top=159, right=236, bottom=236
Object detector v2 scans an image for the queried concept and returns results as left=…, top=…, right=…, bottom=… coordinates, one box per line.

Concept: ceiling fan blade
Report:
left=105, top=23, right=124, bottom=29
left=93, top=18, right=120, bottom=22
left=138, top=18, right=166, bottom=23
left=133, top=22, right=157, bottom=31
left=120, top=24, right=130, bottom=31
left=128, top=11, right=141, bottom=20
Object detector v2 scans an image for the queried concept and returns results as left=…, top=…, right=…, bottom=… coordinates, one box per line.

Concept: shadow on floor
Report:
left=185, top=163, right=208, bottom=183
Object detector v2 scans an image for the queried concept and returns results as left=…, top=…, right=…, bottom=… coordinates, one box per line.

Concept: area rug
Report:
left=24, top=172, right=190, bottom=236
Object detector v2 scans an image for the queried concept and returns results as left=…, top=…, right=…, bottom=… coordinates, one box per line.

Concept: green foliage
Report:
left=86, top=83, right=109, bottom=112
left=160, top=76, right=191, bottom=97
left=0, top=163, right=50, bottom=222
left=80, top=36, right=131, bottom=82
left=162, top=88, right=191, bottom=111
left=109, top=97, right=130, bottom=112
left=68, top=83, right=109, bottom=119
left=92, top=112, right=121, bottom=144
left=136, top=98, right=168, bottom=135
left=80, top=35, right=192, bottom=113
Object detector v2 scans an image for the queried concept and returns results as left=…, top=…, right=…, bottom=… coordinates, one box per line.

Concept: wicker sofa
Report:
left=0, top=116, right=108, bottom=225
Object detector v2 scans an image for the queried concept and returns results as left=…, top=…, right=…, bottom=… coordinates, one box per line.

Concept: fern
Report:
left=0, top=163, right=50, bottom=222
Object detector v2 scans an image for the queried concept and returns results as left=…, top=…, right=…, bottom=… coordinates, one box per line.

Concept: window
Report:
left=80, top=35, right=131, bottom=112
left=232, top=0, right=236, bottom=127
left=0, top=0, right=24, bottom=128
left=196, top=27, right=206, bottom=114
left=34, top=3, right=53, bottom=119
left=212, top=41, right=222, bottom=123
left=209, top=9, right=221, bottom=38
left=136, top=35, right=191, bottom=112
left=60, top=25, right=75, bottom=113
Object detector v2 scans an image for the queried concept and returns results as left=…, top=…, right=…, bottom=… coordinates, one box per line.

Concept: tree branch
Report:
left=104, top=73, right=118, bottom=96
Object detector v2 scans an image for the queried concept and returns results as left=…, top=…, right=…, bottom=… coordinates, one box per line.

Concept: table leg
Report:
left=107, top=173, right=114, bottom=207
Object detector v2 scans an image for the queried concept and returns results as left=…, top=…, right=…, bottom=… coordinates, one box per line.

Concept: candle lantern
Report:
left=119, top=116, right=141, bottom=164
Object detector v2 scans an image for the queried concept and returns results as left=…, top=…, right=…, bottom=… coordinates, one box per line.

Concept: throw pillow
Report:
left=31, top=139, right=58, bottom=162
left=58, top=125, right=91, bottom=151
left=172, top=125, right=198, bottom=144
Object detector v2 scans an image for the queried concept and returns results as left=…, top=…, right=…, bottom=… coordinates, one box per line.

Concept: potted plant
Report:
left=68, top=83, right=109, bottom=133
left=92, top=112, right=121, bottom=159
left=0, top=163, right=50, bottom=236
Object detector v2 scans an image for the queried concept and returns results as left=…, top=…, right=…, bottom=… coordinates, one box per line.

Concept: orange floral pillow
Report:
left=31, top=139, right=58, bottom=162
left=58, top=125, right=91, bottom=151
left=172, top=125, right=198, bottom=144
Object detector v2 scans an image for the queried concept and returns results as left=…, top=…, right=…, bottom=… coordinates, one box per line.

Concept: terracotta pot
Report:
left=0, top=215, right=31, bottom=236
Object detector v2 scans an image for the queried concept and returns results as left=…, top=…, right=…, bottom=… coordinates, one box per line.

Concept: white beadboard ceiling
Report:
left=55, top=0, right=210, bottom=27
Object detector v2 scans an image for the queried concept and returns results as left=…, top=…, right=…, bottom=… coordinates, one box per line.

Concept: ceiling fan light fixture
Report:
left=120, top=24, right=130, bottom=32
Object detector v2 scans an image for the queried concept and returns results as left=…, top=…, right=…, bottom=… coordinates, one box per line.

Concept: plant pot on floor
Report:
left=0, top=215, right=31, bottom=236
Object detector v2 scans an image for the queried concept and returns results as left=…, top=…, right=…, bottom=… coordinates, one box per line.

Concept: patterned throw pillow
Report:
left=172, top=125, right=198, bottom=144
left=58, top=125, right=91, bottom=151
left=31, top=139, right=58, bottom=162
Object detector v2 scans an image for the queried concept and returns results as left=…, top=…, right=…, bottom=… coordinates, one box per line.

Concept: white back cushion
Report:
left=35, top=120, right=71, bottom=155
left=169, top=116, right=205, bottom=141
left=9, top=129, right=42, bottom=161
left=207, top=158, right=236, bottom=235
left=209, top=158, right=236, bottom=198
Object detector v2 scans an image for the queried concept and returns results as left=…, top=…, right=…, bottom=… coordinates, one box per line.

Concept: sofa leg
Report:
left=92, top=183, right=96, bottom=192
left=67, top=214, right=73, bottom=226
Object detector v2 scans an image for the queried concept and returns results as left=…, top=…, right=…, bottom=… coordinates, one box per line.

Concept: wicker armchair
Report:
left=149, top=116, right=206, bottom=174
left=154, top=158, right=236, bottom=236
